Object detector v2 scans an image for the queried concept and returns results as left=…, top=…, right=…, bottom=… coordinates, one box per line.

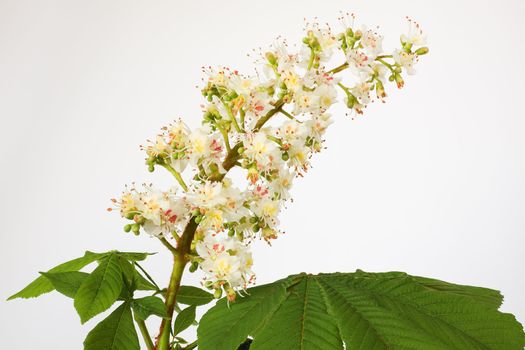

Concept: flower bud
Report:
left=345, top=94, right=357, bottom=109
left=189, top=262, right=198, bottom=273
left=376, top=81, right=386, bottom=99
left=281, top=152, right=289, bottom=161
left=415, top=47, right=429, bottom=55
left=131, top=223, right=140, bottom=235
left=213, top=288, right=223, bottom=299
left=265, top=52, right=277, bottom=66
left=262, top=227, right=277, bottom=240
left=209, top=163, right=219, bottom=173
left=394, top=74, right=404, bottom=89
left=313, top=141, right=322, bottom=153
left=123, top=224, right=132, bottom=233
left=247, top=167, right=259, bottom=184
left=226, top=287, right=236, bottom=302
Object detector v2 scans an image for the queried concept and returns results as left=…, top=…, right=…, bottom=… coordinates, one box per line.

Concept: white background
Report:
left=1, top=0, right=524, bottom=348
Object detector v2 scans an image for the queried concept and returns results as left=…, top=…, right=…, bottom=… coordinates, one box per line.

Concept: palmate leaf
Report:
left=198, top=271, right=525, bottom=350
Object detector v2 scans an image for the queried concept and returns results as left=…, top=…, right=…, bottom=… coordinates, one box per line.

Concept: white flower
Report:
left=205, top=68, right=229, bottom=87
left=167, top=120, right=189, bottom=147
left=137, top=189, right=170, bottom=226
left=187, top=126, right=224, bottom=167
left=188, top=181, right=227, bottom=209
left=280, top=69, right=303, bottom=93
left=228, top=75, right=257, bottom=96
left=307, top=113, right=332, bottom=140
left=273, top=42, right=298, bottom=73
left=221, top=185, right=250, bottom=222
left=276, top=120, right=308, bottom=144
left=292, top=90, right=320, bottom=115
left=316, top=28, right=339, bottom=55
left=360, top=27, right=383, bottom=59
left=401, top=18, right=426, bottom=47
left=243, top=132, right=281, bottom=171
left=114, top=186, right=190, bottom=237
left=314, top=84, right=338, bottom=111
left=196, top=235, right=253, bottom=289
left=200, top=208, right=225, bottom=231
left=287, top=140, right=311, bottom=170
left=393, top=49, right=418, bottom=75
left=244, top=91, right=273, bottom=119
left=346, top=49, right=373, bottom=76
left=351, top=80, right=372, bottom=104
left=115, top=190, right=141, bottom=217
left=270, top=170, right=295, bottom=199
left=252, top=197, right=280, bottom=226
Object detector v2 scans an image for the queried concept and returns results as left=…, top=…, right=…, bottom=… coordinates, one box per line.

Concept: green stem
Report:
left=239, top=108, right=246, bottom=130
left=161, top=163, right=189, bottom=192
left=267, top=135, right=282, bottom=146
left=222, top=100, right=242, bottom=133
left=217, top=124, right=231, bottom=152
left=253, top=99, right=285, bottom=131
left=278, top=108, right=299, bottom=121
left=158, top=237, right=178, bottom=255
left=376, top=58, right=396, bottom=74
left=156, top=255, right=187, bottom=350
left=328, top=62, right=349, bottom=74
left=156, top=218, right=198, bottom=350
left=134, top=314, right=155, bottom=350
left=307, top=48, right=315, bottom=71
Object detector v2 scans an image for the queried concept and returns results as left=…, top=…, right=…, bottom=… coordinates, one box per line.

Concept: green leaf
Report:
left=173, top=305, right=196, bottom=335
left=132, top=296, right=168, bottom=320
left=39, top=271, right=89, bottom=298
left=177, top=286, right=214, bottom=306
left=74, top=253, right=123, bottom=324
left=116, top=252, right=156, bottom=261
left=133, top=270, right=157, bottom=291
left=84, top=302, right=139, bottom=350
left=8, top=251, right=105, bottom=300
left=198, top=271, right=525, bottom=350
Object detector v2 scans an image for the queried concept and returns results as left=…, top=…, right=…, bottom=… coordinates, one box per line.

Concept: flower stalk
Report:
left=108, top=15, right=429, bottom=348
